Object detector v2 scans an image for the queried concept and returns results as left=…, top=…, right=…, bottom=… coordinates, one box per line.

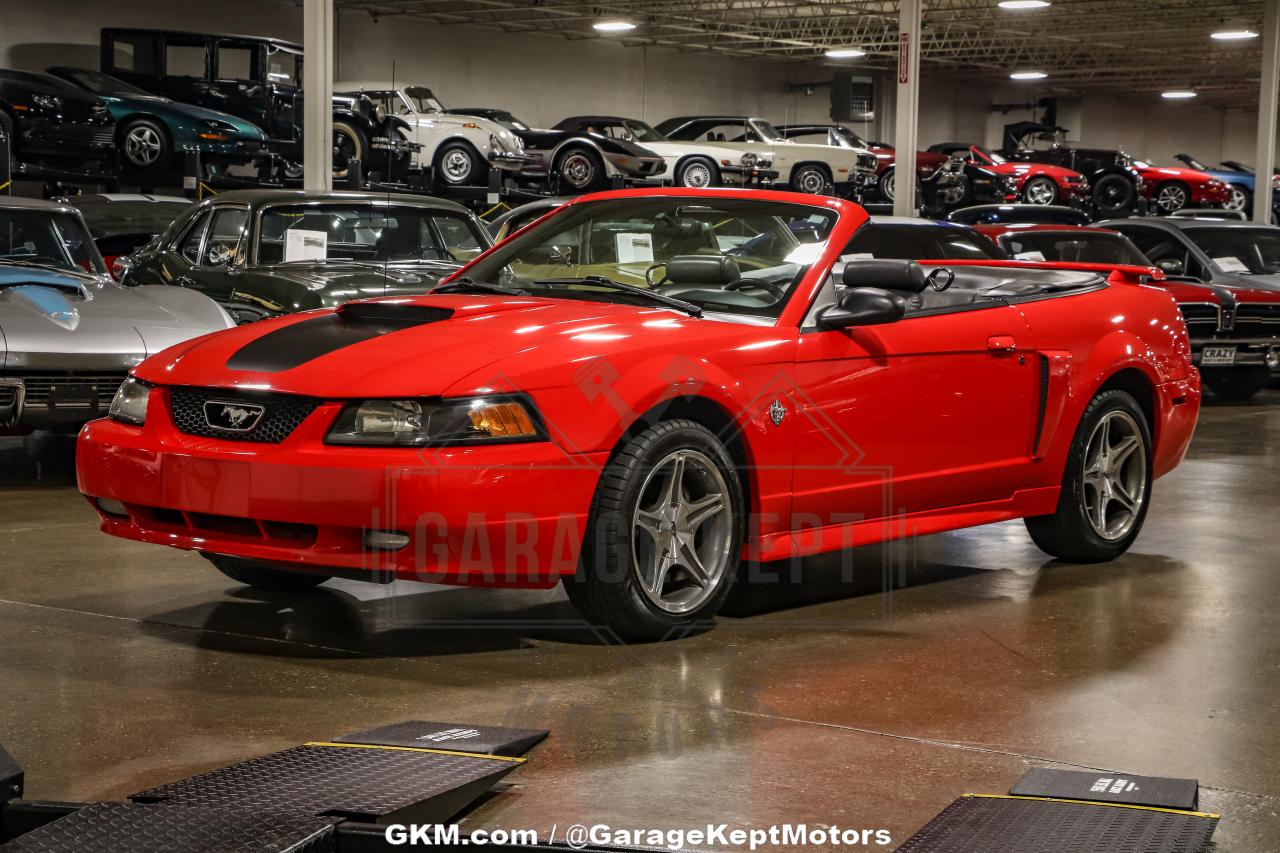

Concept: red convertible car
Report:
left=928, top=143, right=1089, bottom=207
left=78, top=188, right=1200, bottom=640
left=1130, top=159, right=1230, bottom=214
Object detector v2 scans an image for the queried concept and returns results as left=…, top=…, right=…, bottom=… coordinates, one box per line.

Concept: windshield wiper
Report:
left=533, top=276, right=702, bottom=317
left=433, top=277, right=529, bottom=296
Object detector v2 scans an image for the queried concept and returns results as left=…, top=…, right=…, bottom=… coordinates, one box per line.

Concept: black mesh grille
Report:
left=169, top=388, right=321, bottom=443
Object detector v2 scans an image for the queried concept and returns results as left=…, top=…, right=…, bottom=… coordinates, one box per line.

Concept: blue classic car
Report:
left=1175, top=153, right=1279, bottom=219
left=47, top=66, right=268, bottom=176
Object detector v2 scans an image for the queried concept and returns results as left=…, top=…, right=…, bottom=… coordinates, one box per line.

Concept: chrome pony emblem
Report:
left=204, top=400, right=265, bottom=432
left=768, top=399, right=787, bottom=426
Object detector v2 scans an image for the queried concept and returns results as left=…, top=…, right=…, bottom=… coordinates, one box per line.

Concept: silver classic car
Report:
left=0, top=197, right=233, bottom=431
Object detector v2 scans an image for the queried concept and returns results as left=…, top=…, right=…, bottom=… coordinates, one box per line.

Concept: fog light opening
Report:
left=96, top=498, right=129, bottom=519
left=1265, top=349, right=1280, bottom=370
left=365, top=530, right=410, bottom=551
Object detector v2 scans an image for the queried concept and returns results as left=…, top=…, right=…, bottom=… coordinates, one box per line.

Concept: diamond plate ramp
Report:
left=0, top=802, right=338, bottom=853
left=334, top=721, right=548, bottom=757
left=131, top=742, right=523, bottom=825
left=894, top=795, right=1219, bottom=853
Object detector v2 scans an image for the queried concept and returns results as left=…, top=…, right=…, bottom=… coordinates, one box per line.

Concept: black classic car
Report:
left=1000, top=121, right=1145, bottom=215
left=0, top=69, right=115, bottom=176
left=99, top=28, right=411, bottom=180
left=450, top=107, right=666, bottom=192
left=120, top=189, right=492, bottom=323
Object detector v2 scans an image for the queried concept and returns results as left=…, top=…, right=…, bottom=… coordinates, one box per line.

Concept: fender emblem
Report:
left=768, top=399, right=787, bottom=426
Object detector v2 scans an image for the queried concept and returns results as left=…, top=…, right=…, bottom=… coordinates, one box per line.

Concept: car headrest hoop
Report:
left=665, top=255, right=741, bottom=285
left=842, top=259, right=929, bottom=293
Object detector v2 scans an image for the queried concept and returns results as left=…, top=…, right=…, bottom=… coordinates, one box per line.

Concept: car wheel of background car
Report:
left=675, top=156, right=719, bottom=188
left=940, top=180, right=969, bottom=207
left=331, top=120, right=367, bottom=179
left=202, top=553, right=331, bottom=590
left=1022, top=175, right=1059, bottom=205
left=434, top=140, right=482, bottom=187
left=564, top=419, right=743, bottom=641
left=119, top=118, right=170, bottom=172
left=790, top=163, right=831, bottom=195
left=1223, top=184, right=1252, bottom=213
left=1154, top=181, right=1190, bottom=214
left=1025, top=388, right=1152, bottom=562
left=1092, top=174, right=1135, bottom=215
left=878, top=168, right=897, bottom=201
left=1201, top=366, right=1270, bottom=400
left=555, top=147, right=605, bottom=193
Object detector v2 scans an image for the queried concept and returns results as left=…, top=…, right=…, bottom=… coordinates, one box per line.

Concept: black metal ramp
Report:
left=894, top=794, right=1220, bottom=853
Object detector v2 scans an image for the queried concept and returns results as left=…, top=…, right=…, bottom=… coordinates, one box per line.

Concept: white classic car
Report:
left=551, top=116, right=779, bottom=188
left=654, top=115, right=879, bottom=197
left=337, top=83, right=532, bottom=187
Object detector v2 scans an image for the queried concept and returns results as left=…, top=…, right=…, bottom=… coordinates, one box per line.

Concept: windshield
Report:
left=1002, top=231, right=1150, bottom=265
left=844, top=224, right=1003, bottom=260
left=751, top=119, right=785, bottom=143
left=74, top=200, right=191, bottom=238
left=257, top=204, right=485, bottom=265
left=621, top=119, right=665, bottom=142
left=973, top=145, right=1005, bottom=165
left=832, top=126, right=869, bottom=149
left=403, top=86, right=445, bottom=113
left=480, top=112, right=528, bottom=132
left=60, top=68, right=148, bottom=96
left=1184, top=227, right=1280, bottom=275
left=457, top=197, right=837, bottom=319
left=0, top=209, right=106, bottom=274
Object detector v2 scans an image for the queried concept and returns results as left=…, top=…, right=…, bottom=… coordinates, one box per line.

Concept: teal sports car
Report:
left=46, top=67, right=268, bottom=176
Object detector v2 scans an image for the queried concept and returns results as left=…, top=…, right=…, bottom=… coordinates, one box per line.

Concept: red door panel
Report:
left=790, top=305, right=1040, bottom=529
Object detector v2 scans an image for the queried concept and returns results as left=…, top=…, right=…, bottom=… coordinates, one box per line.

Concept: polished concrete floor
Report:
left=1, top=393, right=1278, bottom=850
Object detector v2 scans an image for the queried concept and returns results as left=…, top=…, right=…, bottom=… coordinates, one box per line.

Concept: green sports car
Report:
left=47, top=66, right=268, bottom=176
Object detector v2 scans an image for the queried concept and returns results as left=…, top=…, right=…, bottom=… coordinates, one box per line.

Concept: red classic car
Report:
left=1130, top=159, right=1230, bottom=214
left=929, top=143, right=1090, bottom=207
left=977, top=221, right=1280, bottom=399
left=77, top=188, right=1200, bottom=640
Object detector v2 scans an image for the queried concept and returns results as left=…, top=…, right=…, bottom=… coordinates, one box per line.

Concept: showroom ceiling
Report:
left=337, top=0, right=1267, bottom=105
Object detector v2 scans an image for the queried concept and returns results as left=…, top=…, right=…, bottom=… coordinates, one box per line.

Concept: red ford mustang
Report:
left=78, top=188, right=1201, bottom=640
left=1131, top=159, right=1230, bottom=214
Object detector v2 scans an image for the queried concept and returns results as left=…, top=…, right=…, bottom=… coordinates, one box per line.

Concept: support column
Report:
left=303, top=0, right=334, bottom=192
left=892, top=0, right=922, bottom=217
left=1255, top=0, right=1280, bottom=223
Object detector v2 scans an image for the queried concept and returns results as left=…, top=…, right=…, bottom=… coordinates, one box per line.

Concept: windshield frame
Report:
left=749, top=118, right=785, bottom=143
left=0, top=208, right=108, bottom=276
left=452, top=195, right=842, bottom=321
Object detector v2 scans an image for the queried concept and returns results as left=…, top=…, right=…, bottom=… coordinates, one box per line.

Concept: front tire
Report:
left=434, top=140, right=483, bottom=187
left=1092, top=174, right=1135, bottom=215
left=1154, top=181, right=1190, bottom=214
left=555, top=147, right=606, bottom=193
left=790, top=163, right=831, bottom=195
left=120, top=118, right=171, bottom=174
left=331, top=120, right=367, bottom=179
left=1022, top=175, right=1059, bottom=205
left=675, top=156, right=719, bottom=188
left=1025, top=389, right=1152, bottom=563
left=1202, top=366, right=1270, bottom=400
left=878, top=167, right=896, bottom=201
left=564, top=419, right=743, bottom=641
left=203, top=553, right=331, bottom=590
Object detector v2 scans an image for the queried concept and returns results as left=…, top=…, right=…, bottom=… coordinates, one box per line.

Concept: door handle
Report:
left=987, top=335, right=1017, bottom=353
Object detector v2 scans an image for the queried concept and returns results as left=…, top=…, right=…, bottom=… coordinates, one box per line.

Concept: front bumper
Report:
left=77, top=391, right=606, bottom=587
left=487, top=150, right=537, bottom=172
left=720, top=165, right=780, bottom=187
left=0, top=371, right=128, bottom=431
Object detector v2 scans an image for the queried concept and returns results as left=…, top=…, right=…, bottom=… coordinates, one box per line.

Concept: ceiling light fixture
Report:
left=1010, top=71, right=1048, bottom=80
left=825, top=48, right=867, bottom=59
left=1211, top=29, right=1258, bottom=41
left=998, top=0, right=1051, bottom=9
left=593, top=20, right=637, bottom=32
left=1162, top=90, right=1198, bottom=99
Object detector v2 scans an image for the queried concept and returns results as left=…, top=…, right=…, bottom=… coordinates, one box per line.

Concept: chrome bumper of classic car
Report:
left=719, top=165, right=781, bottom=186
left=0, top=371, right=130, bottom=429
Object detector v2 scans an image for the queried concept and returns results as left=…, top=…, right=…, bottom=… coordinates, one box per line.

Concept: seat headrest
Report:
left=666, top=255, right=740, bottom=285
left=842, top=259, right=929, bottom=293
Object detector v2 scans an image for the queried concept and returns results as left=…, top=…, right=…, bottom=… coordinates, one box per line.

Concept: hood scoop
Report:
left=228, top=304, right=454, bottom=373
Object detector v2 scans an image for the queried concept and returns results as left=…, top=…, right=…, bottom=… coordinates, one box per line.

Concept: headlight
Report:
left=374, top=104, right=387, bottom=124
left=739, top=152, right=758, bottom=168
left=489, top=132, right=500, bottom=153
left=109, top=377, right=151, bottom=426
left=326, top=396, right=544, bottom=446
left=31, top=93, right=63, bottom=111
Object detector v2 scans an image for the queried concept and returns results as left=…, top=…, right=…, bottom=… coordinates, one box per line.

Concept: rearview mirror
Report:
left=817, top=287, right=906, bottom=330
left=1155, top=258, right=1185, bottom=275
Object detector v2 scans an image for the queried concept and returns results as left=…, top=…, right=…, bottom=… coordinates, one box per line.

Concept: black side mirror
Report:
left=842, top=259, right=928, bottom=293
left=1155, top=258, right=1185, bottom=275
left=817, top=287, right=906, bottom=330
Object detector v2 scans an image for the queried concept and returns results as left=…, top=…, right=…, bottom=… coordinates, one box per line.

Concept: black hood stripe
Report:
left=227, top=307, right=452, bottom=373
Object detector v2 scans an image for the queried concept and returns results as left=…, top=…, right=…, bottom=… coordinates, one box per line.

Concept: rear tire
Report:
left=878, top=167, right=896, bottom=201
left=555, top=147, right=606, bottom=193
left=564, top=419, right=743, bottom=641
left=1092, top=174, right=1135, bottom=215
left=790, top=163, right=831, bottom=195
left=434, top=140, right=483, bottom=187
left=1154, top=180, right=1190, bottom=214
left=1025, top=389, right=1152, bottom=563
left=203, top=553, right=331, bottom=590
left=331, top=120, right=367, bottom=179
left=1224, top=184, right=1252, bottom=214
left=119, top=117, right=171, bottom=175
left=1202, top=366, right=1270, bottom=400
